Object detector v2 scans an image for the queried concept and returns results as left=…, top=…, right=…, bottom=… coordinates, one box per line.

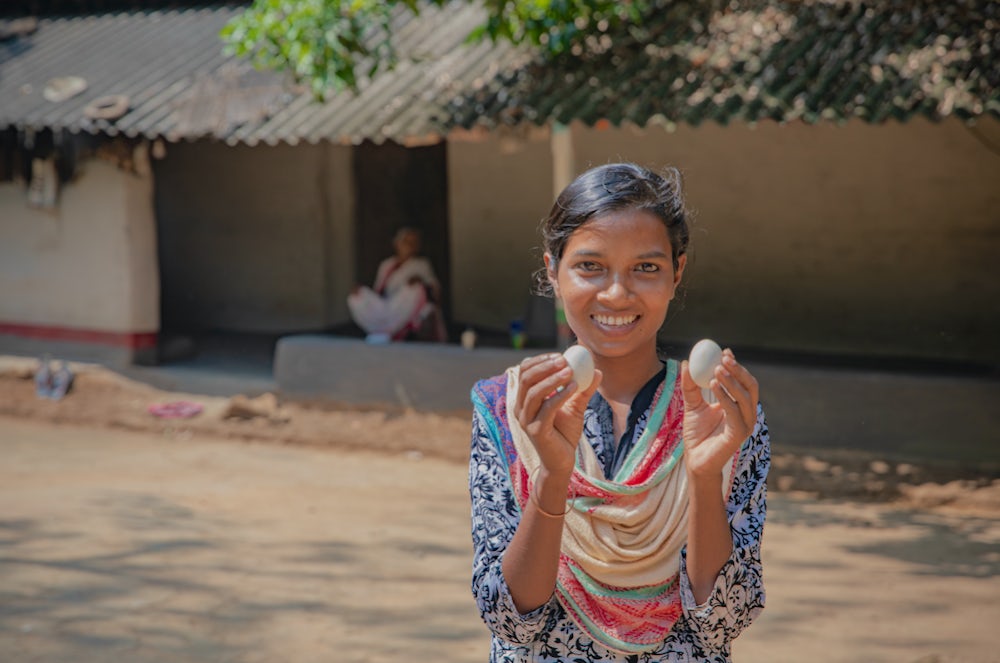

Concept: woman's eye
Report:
left=576, top=261, right=602, bottom=272
left=637, top=263, right=660, bottom=273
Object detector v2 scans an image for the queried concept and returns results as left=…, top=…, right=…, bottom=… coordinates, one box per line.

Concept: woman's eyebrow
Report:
left=568, top=249, right=670, bottom=259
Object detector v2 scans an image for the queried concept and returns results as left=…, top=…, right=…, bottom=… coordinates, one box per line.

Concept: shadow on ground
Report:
left=0, top=490, right=483, bottom=663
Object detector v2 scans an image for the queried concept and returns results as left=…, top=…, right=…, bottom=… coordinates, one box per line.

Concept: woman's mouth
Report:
left=592, top=313, right=639, bottom=329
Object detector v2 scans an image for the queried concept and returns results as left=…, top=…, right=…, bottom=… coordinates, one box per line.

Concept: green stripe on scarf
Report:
left=567, top=562, right=678, bottom=600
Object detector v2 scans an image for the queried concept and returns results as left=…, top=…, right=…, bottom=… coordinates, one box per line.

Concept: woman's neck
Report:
left=593, top=347, right=663, bottom=406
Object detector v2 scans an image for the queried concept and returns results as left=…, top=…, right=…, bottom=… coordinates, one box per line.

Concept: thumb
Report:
left=563, top=369, right=602, bottom=416
left=680, top=360, right=704, bottom=409
left=569, top=369, right=602, bottom=411
left=553, top=370, right=602, bottom=431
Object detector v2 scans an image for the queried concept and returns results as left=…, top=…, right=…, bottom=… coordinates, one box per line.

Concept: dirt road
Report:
left=2, top=417, right=997, bottom=663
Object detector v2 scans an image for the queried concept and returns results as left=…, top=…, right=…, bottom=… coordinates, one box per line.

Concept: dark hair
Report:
left=537, top=163, right=689, bottom=296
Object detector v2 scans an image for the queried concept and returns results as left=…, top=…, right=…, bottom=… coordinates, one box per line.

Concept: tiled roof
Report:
left=0, top=1, right=995, bottom=146
left=451, top=0, right=999, bottom=129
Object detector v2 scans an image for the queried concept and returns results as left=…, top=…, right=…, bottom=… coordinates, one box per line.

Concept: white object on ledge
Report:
left=461, top=328, right=477, bottom=350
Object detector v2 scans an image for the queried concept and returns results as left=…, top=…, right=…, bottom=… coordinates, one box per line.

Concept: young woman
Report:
left=469, top=163, right=769, bottom=662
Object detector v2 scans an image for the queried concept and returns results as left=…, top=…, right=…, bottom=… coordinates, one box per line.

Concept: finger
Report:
left=679, top=360, right=705, bottom=408
left=721, top=350, right=759, bottom=403
left=714, top=364, right=755, bottom=430
left=529, top=363, right=574, bottom=404
left=530, top=379, right=579, bottom=436
left=720, top=352, right=759, bottom=424
left=709, top=378, right=749, bottom=446
left=516, top=353, right=565, bottom=410
left=518, top=352, right=564, bottom=382
left=520, top=364, right=575, bottom=425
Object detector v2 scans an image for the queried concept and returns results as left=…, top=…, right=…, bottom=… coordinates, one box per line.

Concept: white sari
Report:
left=347, top=256, right=440, bottom=340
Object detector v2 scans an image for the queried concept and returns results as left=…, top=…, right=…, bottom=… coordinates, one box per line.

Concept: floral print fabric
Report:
left=469, top=373, right=770, bottom=662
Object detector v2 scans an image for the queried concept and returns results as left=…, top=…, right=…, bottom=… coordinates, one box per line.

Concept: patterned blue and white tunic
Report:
left=469, top=366, right=770, bottom=662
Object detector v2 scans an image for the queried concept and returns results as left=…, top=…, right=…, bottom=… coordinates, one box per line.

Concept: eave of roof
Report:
left=0, top=3, right=528, bottom=146
left=0, top=0, right=995, bottom=146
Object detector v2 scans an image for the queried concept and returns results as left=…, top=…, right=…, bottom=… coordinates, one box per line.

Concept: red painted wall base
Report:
left=0, top=322, right=158, bottom=350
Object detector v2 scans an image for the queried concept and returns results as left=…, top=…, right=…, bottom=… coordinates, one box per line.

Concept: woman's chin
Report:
left=578, top=337, right=649, bottom=361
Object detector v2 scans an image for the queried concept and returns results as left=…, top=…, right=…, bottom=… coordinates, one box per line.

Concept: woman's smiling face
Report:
left=546, top=209, right=686, bottom=362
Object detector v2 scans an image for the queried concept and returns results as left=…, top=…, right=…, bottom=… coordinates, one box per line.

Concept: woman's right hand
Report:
left=513, top=353, right=602, bottom=477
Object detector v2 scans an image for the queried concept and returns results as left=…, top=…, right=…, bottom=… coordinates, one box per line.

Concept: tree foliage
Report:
left=221, top=0, right=654, bottom=99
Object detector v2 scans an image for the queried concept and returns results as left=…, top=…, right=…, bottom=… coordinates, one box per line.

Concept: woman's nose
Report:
left=597, top=276, right=631, bottom=303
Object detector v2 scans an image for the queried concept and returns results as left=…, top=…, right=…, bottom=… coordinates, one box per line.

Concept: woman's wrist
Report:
left=534, top=467, right=573, bottom=516
left=537, top=465, right=573, bottom=486
left=686, top=467, right=724, bottom=497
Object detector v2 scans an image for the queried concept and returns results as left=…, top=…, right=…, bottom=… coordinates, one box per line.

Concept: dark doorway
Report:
left=353, top=140, right=451, bottom=329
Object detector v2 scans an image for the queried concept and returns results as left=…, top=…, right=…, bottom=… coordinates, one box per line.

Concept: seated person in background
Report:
left=347, top=227, right=447, bottom=343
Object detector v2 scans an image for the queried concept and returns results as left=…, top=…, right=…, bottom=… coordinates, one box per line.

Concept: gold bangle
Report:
left=529, top=468, right=571, bottom=518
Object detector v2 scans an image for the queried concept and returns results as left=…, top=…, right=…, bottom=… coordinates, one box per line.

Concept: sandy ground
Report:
left=1, top=359, right=997, bottom=512
left=1, top=360, right=999, bottom=662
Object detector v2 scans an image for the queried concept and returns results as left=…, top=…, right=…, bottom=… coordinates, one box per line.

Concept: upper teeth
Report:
left=594, top=314, right=637, bottom=326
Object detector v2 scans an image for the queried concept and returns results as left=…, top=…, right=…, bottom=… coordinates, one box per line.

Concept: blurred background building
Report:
left=1, top=0, right=997, bottom=373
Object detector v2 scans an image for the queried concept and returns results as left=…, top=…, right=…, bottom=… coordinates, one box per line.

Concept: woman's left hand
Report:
left=680, top=349, right=759, bottom=480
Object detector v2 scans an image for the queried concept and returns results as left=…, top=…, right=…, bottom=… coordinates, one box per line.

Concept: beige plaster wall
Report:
left=572, top=117, right=1000, bottom=363
left=447, top=128, right=555, bottom=330
left=448, top=117, right=998, bottom=363
left=154, top=141, right=355, bottom=333
left=0, top=157, right=159, bottom=333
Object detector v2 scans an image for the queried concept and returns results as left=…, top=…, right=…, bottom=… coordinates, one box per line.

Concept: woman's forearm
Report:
left=501, top=469, right=571, bottom=614
left=685, top=471, right=733, bottom=605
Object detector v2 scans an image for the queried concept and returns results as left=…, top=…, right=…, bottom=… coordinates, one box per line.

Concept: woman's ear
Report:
left=543, top=252, right=559, bottom=297
left=671, top=254, right=687, bottom=298
left=674, top=254, right=687, bottom=286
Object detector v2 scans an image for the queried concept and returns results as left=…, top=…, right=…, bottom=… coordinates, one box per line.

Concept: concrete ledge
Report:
left=748, top=362, right=1000, bottom=467
left=275, top=334, right=1000, bottom=468
left=274, top=335, right=533, bottom=413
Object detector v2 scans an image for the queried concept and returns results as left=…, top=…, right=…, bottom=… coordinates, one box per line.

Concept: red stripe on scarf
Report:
left=556, top=557, right=684, bottom=649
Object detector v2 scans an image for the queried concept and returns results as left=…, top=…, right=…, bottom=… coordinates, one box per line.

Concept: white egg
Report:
left=688, top=339, right=723, bottom=389
left=562, top=344, right=595, bottom=391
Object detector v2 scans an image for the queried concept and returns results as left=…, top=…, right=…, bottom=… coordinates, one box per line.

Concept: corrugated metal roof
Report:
left=0, top=0, right=996, bottom=147
left=0, top=3, right=528, bottom=145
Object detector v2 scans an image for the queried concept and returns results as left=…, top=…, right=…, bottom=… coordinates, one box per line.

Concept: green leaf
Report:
left=220, top=0, right=659, bottom=100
